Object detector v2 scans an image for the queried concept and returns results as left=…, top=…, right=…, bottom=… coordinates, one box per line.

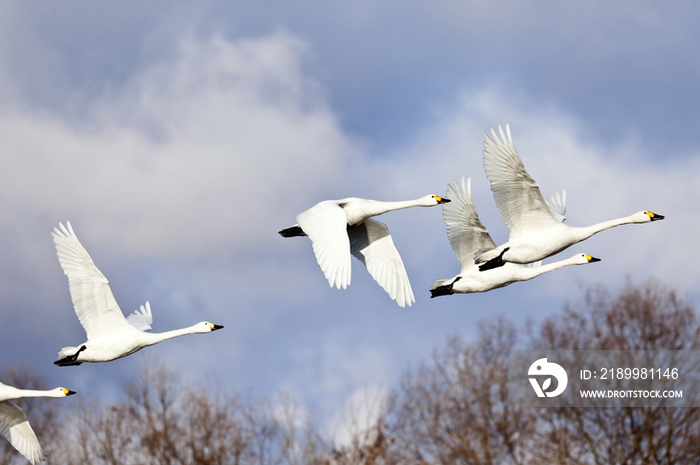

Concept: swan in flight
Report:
left=0, top=382, right=75, bottom=464
left=430, top=178, right=600, bottom=297
left=279, top=194, right=450, bottom=307
left=52, top=222, right=223, bottom=366
left=474, top=125, right=664, bottom=270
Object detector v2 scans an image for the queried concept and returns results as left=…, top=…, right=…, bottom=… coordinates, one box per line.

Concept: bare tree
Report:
left=385, top=318, right=536, bottom=465
left=536, top=279, right=700, bottom=351
left=382, top=280, right=700, bottom=465
left=327, top=388, right=391, bottom=465
left=530, top=279, right=700, bottom=465
left=47, top=357, right=332, bottom=465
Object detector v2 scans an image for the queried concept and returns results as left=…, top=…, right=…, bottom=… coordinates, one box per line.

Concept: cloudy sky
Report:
left=0, top=0, right=696, bottom=443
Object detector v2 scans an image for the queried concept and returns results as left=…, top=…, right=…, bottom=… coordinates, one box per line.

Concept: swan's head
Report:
left=426, top=195, right=451, bottom=206
left=53, top=388, right=77, bottom=397
left=641, top=211, right=664, bottom=222
left=195, top=322, right=224, bottom=333
left=573, top=254, right=601, bottom=265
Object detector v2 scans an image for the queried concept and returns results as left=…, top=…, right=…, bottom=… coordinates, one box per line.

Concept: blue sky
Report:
left=0, top=0, right=696, bottom=443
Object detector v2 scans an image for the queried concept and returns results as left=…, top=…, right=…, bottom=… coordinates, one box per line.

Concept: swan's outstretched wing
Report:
left=126, top=301, right=153, bottom=332
left=545, top=189, right=567, bottom=223
left=482, top=125, right=560, bottom=238
left=0, top=401, right=46, bottom=464
left=348, top=219, right=415, bottom=307
left=296, top=201, right=352, bottom=289
left=52, top=222, right=129, bottom=340
left=443, top=178, right=497, bottom=272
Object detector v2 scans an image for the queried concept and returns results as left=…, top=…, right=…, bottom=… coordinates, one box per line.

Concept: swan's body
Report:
left=431, top=178, right=600, bottom=297
left=474, top=125, right=664, bottom=269
left=0, top=383, right=75, bottom=464
left=279, top=194, right=450, bottom=307
left=52, top=222, right=223, bottom=366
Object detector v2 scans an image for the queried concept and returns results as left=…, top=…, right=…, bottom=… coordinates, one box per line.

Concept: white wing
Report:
left=348, top=219, right=415, bottom=307
left=52, top=222, right=129, bottom=340
left=545, top=189, right=567, bottom=223
left=442, top=178, right=497, bottom=272
left=126, top=301, right=153, bottom=332
left=482, top=125, right=560, bottom=238
left=0, top=401, right=46, bottom=464
left=296, top=201, right=352, bottom=289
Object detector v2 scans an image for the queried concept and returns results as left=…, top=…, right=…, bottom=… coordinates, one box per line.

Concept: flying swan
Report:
left=0, top=382, right=75, bottom=464
left=279, top=194, right=450, bottom=307
left=474, top=125, right=664, bottom=270
left=431, top=177, right=600, bottom=297
left=52, top=222, right=223, bottom=366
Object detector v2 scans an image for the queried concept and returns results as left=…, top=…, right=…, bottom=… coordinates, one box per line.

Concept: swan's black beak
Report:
left=437, top=197, right=451, bottom=204
left=648, top=212, right=664, bottom=221
left=63, top=389, right=77, bottom=396
left=586, top=255, right=601, bottom=263
left=211, top=324, right=224, bottom=331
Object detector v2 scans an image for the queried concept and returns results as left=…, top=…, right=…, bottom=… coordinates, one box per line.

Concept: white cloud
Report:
left=0, top=30, right=361, bottom=260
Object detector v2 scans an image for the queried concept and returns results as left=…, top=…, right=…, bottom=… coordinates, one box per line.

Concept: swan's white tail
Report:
left=58, top=347, right=77, bottom=358
left=55, top=346, right=86, bottom=367
left=430, top=278, right=452, bottom=291
left=57, top=347, right=79, bottom=360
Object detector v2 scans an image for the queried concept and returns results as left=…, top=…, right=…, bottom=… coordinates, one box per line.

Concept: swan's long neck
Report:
left=518, top=257, right=580, bottom=281
left=143, top=326, right=199, bottom=346
left=1, top=388, right=61, bottom=401
left=363, top=198, right=429, bottom=217
left=572, top=215, right=638, bottom=242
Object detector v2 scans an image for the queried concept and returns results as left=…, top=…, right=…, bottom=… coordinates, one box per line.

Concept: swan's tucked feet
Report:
left=430, top=277, right=461, bottom=298
left=278, top=225, right=306, bottom=237
left=54, top=345, right=86, bottom=367
left=478, top=247, right=510, bottom=272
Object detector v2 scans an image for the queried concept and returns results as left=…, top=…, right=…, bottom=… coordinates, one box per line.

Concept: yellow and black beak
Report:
left=584, top=255, right=601, bottom=263
left=210, top=323, right=224, bottom=331
left=646, top=211, right=664, bottom=221
left=435, top=196, right=451, bottom=204
left=63, top=389, right=77, bottom=396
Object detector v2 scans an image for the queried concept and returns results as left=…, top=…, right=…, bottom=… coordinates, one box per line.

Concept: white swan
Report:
left=474, top=125, right=664, bottom=270
left=52, top=222, right=223, bottom=366
left=279, top=194, right=450, bottom=307
left=431, top=178, right=600, bottom=296
left=0, top=382, right=75, bottom=464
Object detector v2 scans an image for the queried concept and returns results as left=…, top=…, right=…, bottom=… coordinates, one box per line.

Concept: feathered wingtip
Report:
left=52, top=221, right=76, bottom=240
left=22, top=444, right=47, bottom=465
left=445, top=177, right=470, bottom=201
left=497, top=124, right=512, bottom=146
left=484, top=124, right=513, bottom=147
left=545, top=189, right=567, bottom=223
left=126, top=302, right=153, bottom=332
